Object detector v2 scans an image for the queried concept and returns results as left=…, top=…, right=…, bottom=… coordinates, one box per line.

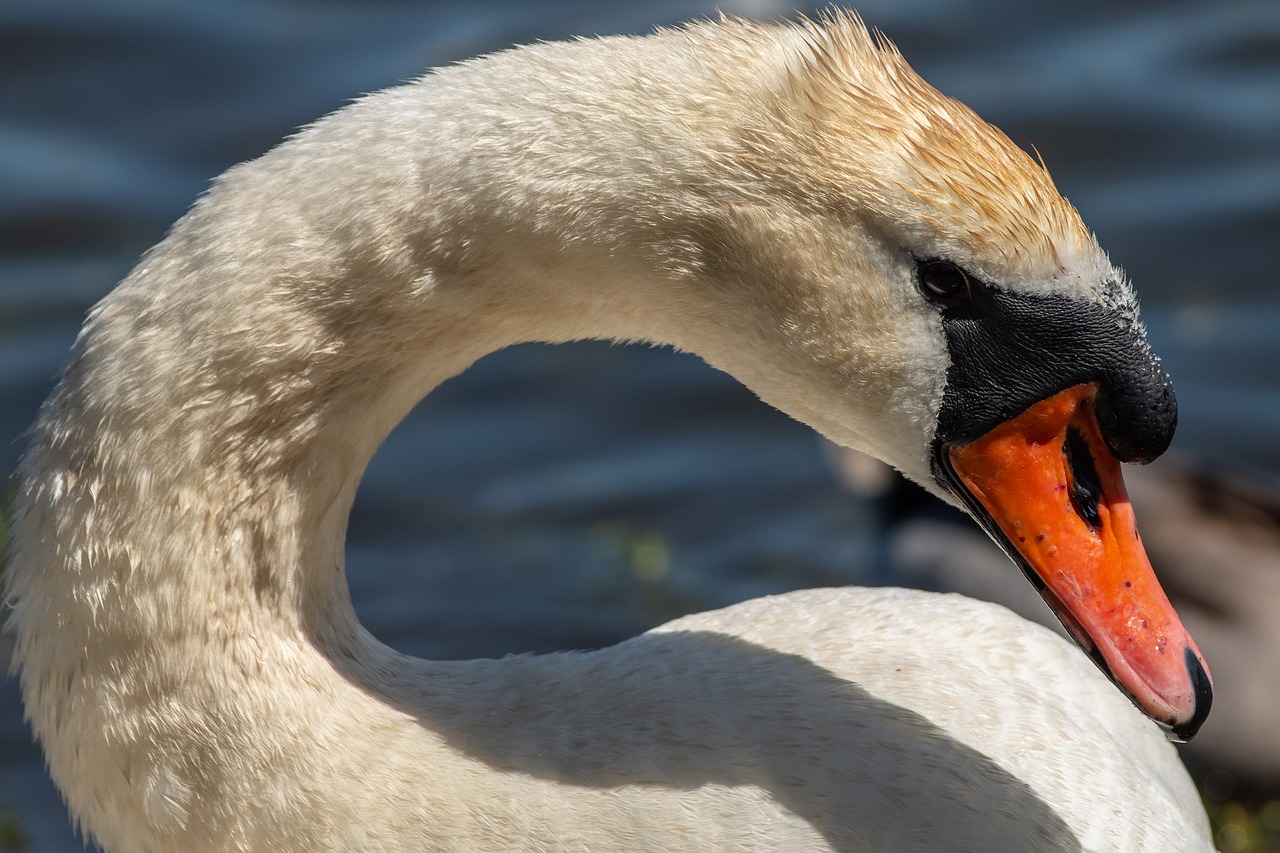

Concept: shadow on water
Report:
left=355, top=630, right=1085, bottom=852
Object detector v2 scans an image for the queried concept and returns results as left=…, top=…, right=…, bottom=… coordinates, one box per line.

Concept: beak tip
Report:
left=1166, top=647, right=1213, bottom=743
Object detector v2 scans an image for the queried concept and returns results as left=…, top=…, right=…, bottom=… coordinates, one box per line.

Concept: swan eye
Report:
left=917, top=260, right=972, bottom=306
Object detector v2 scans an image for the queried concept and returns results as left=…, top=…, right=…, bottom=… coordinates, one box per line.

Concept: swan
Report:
left=5, top=12, right=1216, bottom=852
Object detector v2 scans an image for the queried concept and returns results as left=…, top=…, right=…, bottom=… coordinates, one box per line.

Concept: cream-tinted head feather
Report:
left=725, top=12, right=1108, bottom=296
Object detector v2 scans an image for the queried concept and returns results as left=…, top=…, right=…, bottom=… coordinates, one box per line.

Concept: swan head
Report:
left=681, top=14, right=1210, bottom=739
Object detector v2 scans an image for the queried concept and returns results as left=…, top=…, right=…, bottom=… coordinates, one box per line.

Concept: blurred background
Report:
left=1, top=0, right=1277, bottom=850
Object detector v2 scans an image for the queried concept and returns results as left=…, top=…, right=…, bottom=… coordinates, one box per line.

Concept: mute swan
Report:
left=5, top=12, right=1215, bottom=852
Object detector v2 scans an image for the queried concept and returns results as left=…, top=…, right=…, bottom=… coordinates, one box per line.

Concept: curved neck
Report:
left=18, top=97, right=744, bottom=671
left=9, top=21, right=953, bottom=682
left=12, top=23, right=948, bottom=677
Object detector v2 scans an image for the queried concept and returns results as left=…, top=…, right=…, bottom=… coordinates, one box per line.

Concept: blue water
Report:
left=2, top=1, right=1278, bottom=848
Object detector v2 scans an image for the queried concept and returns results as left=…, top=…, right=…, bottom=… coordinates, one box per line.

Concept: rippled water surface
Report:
left=2, top=0, right=1277, bottom=848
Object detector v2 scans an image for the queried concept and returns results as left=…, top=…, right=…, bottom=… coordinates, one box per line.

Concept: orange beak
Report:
left=944, top=383, right=1212, bottom=740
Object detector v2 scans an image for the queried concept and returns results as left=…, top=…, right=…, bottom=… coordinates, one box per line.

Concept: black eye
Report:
left=917, top=260, right=972, bottom=305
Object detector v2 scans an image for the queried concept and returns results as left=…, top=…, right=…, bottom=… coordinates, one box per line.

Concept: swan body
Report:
left=6, top=13, right=1214, bottom=852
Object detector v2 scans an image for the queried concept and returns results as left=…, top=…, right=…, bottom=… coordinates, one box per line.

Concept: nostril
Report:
left=1064, top=427, right=1102, bottom=530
